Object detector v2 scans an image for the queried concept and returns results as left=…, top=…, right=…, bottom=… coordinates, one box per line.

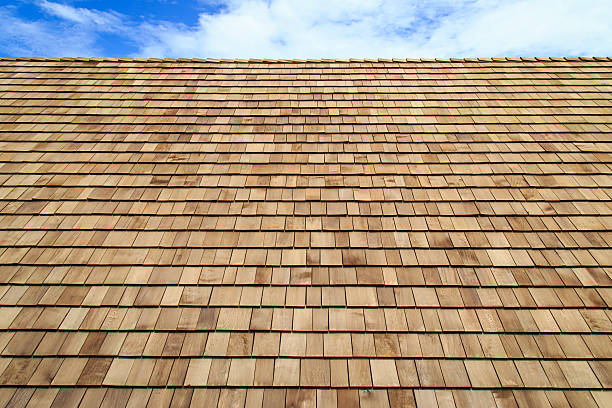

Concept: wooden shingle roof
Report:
left=0, top=57, right=611, bottom=407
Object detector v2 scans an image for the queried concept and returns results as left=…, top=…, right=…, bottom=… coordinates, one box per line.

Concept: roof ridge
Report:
left=0, top=56, right=610, bottom=63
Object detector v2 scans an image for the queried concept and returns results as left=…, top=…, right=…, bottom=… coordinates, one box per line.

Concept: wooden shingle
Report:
left=0, top=57, right=610, bottom=406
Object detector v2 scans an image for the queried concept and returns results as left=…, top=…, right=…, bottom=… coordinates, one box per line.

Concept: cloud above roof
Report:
left=37, top=0, right=122, bottom=27
left=1, top=0, right=611, bottom=58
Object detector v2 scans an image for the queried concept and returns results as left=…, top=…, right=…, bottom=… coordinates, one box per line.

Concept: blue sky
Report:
left=1, top=0, right=611, bottom=58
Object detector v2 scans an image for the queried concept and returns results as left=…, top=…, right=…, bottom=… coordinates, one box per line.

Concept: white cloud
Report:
left=136, top=0, right=612, bottom=58
left=1, top=0, right=611, bottom=58
left=425, top=0, right=612, bottom=57
left=0, top=1, right=128, bottom=57
left=137, top=0, right=439, bottom=58
left=38, top=0, right=122, bottom=28
left=0, top=7, right=102, bottom=56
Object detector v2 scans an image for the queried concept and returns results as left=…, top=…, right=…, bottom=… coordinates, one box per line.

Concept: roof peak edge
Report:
left=1, top=56, right=610, bottom=63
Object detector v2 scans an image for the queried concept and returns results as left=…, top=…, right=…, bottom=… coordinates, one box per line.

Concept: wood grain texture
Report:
left=0, top=57, right=610, bottom=407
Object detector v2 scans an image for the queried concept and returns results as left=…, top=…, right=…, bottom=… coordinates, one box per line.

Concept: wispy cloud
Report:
left=0, top=1, right=130, bottom=57
left=37, top=0, right=123, bottom=28
left=0, top=6, right=101, bottom=56
left=1, top=0, right=611, bottom=58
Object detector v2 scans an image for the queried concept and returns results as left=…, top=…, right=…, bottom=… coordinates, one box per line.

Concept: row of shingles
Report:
left=2, top=122, right=609, bottom=138
left=1, top=282, right=609, bottom=308
left=0, top=142, right=608, bottom=156
left=6, top=195, right=608, bottom=216
left=3, top=174, right=612, bottom=190
left=7, top=71, right=609, bottom=85
left=31, top=120, right=606, bottom=134
left=3, top=241, right=607, bottom=266
left=0, top=264, right=608, bottom=323
left=0, top=131, right=610, bottom=147
left=12, top=80, right=612, bottom=97
left=1, top=78, right=610, bottom=90
left=0, top=92, right=609, bottom=111
left=0, top=140, right=607, bottom=156
left=4, top=193, right=612, bottom=208
left=2, top=72, right=606, bottom=101
left=22, top=123, right=608, bottom=134
left=2, top=159, right=611, bottom=174
left=3, top=102, right=610, bottom=119
left=17, top=194, right=611, bottom=210
left=1, top=67, right=611, bottom=80
left=2, top=65, right=611, bottom=84
left=1, top=207, right=611, bottom=264
left=2, top=104, right=612, bottom=118
left=1, top=67, right=610, bottom=85
left=3, top=60, right=612, bottom=74
left=2, top=387, right=612, bottom=408
left=1, top=60, right=610, bottom=69
left=3, top=203, right=610, bottom=231
left=1, top=140, right=607, bottom=153
left=0, top=153, right=608, bottom=264
left=0, top=305, right=608, bottom=334
left=1, top=163, right=611, bottom=181
left=5, top=386, right=600, bottom=408
left=0, top=356, right=609, bottom=391
left=2, top=90, right=609, bottom=104
left=0, top=262, right=609, bottom=286
left=2, top=180, right=612, bottom=197
left=1, top=59, right=608, bottom=76
left=3, top=187, right=612, bottom=204
left=2, top=229, right=610, bottom=265
left=0, top=386, right=415, bottom=408
left=7, top=195, right=609, bottom=215
left=1, top=246, right=610, bottom=268
left=1, top=110, right=610, bottom=130
left=3, top=84, right=608, bottom=96
left=0, top=126, right=609, bottom=143
left=4, top=185, right=612, bottom=202
left=4, top=108, right=610, bottom=122
left=1, top=65, right=609, bottom=83
left=4, top=113, right=612, bottom=126
left=2, top=56, right=611, bottom=63
left=1, top=265, right=609, bottom=287
left=2, top=160, right=610, bottom=175
left=4, top=201, right=612, bottom=230
left=2, top=327, right=611, bottom=357
left=4, top=227, right=611, bottom=247
left=3, top=226, right=611, bottom=248
left=1, top=64, right=608, bottom=97
left=3, top=114, right=609, bottom=134
left=0, top=86, right=609, bottom=103
left=1, top=134, right=612, bottom=147
left=0, top=305, right=608, bottom=342
left=2, top=109, right=612, bottom=122
left=2, top=100, right=611, bottom=120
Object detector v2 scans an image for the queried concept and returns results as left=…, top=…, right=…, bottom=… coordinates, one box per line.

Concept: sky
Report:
left=0, top=0, right=611, bottom=58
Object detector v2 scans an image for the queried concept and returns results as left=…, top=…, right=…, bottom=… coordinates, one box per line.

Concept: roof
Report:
left=2, top=56, right=611, bottom=62
left=0, top=57, right=611, bottom=407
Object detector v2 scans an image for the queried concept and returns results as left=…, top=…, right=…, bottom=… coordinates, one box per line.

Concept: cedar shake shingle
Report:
left=0, top=57, right=610, bottom=406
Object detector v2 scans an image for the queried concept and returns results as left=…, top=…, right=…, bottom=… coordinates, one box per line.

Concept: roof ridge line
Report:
left=0, top=56, right=610, bottom=63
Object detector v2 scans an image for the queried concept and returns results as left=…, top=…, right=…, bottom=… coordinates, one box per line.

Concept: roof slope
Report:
left=0, top=57, right=611, bottom=407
